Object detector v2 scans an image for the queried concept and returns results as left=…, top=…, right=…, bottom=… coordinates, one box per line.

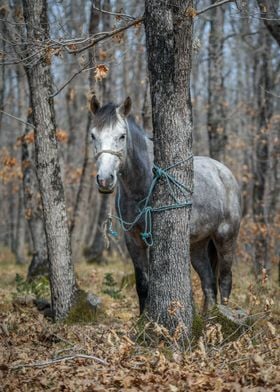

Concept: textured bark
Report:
left=256, top=0, right=280, bottom=46
left=23, top=0, right=76, bottom=320
left=21, top=103, right=49, bottom=279
left=70, top=1, right=99, bottom=263
left=207, top=2, right=226, bottom=162
left=145, top=0, right=194, bottom=341
left=252, top=31, right=273, bottom=277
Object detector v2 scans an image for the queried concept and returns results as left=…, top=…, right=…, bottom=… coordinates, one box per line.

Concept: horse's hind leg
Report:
left=191, top=239, right=217, bottom=312
left=214, top=236, right=237, bottom=305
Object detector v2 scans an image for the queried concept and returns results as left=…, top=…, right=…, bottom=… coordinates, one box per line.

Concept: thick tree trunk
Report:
left=23, top=0, right=76, bottom=320
left=145, top=0, right=194, bottom=342
left=207, top=2, right=226, bottom=162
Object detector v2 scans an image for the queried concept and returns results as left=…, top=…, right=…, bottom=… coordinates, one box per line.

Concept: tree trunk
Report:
left=85, top=193, right=110, bottom=263
left=70, top=1, right=99, bottom=263
left=256, top=0, right=280, bottom=46
left=15, top=186, right=26, bottom=264
left=144, top=0, right=194, bottom=343
left=252, top=31, right=273, bottom=277
left=207, top=2, right=226, bottom=162
left=20, top=102, right=49, bottom=279
left=23, top=0, right=76, bottom=320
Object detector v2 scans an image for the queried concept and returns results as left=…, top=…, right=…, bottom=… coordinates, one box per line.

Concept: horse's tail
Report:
left=208, top=239, right=219, bottom=297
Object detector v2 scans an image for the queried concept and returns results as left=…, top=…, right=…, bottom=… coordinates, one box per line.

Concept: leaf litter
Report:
left=0, top=226, right=279, bottom=392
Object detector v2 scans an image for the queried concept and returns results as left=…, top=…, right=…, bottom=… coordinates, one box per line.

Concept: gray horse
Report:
left=90, top=96, right=242, bottom=313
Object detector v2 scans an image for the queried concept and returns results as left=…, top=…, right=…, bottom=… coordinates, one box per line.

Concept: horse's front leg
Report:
left=125, top=231, right=149, bottom=314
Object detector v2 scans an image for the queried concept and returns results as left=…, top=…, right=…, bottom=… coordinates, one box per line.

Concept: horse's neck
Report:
left=118, top=131, right=153, bottom=202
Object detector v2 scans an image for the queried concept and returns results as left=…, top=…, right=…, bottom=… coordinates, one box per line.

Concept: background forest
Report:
left=0, top=0, right=279, bottom=390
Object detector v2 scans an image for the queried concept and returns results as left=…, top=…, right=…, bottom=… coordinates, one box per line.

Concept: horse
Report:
left=90, top=95, right=242, bottom=313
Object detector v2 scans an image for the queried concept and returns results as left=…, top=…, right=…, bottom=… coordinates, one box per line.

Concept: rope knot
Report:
left=153, top=166, right=165, bottom=178
left=140, top=231, right=153, bottom=246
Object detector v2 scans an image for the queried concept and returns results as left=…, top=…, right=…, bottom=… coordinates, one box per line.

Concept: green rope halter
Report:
left=108, top=156, right=193, bottom=247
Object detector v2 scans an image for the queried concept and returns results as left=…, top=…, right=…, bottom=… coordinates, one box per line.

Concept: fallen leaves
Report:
left=0, top=253, right=279, bottom=391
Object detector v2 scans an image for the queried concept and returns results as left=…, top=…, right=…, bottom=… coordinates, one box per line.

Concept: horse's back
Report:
left=191, top=156, right=241, bottom=243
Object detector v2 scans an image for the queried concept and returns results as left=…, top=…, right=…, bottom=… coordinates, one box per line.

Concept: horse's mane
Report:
left=127, top=115, right=153, bottom=161
left=92, top=102, right=118, bottom=129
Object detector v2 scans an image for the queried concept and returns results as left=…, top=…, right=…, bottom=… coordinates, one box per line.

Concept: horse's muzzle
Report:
left=98, top=187, right=114, bottom=194
left=96, top=175, right=115, bottom=194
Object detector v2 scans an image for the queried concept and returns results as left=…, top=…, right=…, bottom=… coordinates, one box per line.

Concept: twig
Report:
left=11, top=354, right=108, bottom=370
left=50, top=62, right=90, bottom=98
left=92, top=4, right=136, bottom=20
left=67, top=17, right=143, bottom=55
left=196, top=0, right=234, bottom=16
left=0, top=109, right=34, bottom=128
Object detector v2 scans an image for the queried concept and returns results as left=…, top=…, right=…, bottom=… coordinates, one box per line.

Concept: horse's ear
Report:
left=90, top=95, right=100, bottom=114
left=117, top=96, right=132, bottom=117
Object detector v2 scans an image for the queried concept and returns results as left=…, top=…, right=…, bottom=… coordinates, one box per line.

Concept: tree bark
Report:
left=256, top=0, right=280, bottom=46
left=23, top=0, right=76, bottom=320
left=207, top=2, right=226, bottom=162
left=145, top=0, right=194, bottom=343
left=20, top=102, right=49, bottom=279
left=252, top=30, right=273, bottom=277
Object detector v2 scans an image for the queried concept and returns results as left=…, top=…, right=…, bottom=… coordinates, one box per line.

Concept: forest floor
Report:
left=0, top=232, right=279, bottom=391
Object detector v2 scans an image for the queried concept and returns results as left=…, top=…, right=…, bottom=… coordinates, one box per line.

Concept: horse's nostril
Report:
left=96, top=174, right=114, bottom=189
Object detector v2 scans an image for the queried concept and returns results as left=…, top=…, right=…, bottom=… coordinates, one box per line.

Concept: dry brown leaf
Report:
left=94, top=64, right=109, bottom=81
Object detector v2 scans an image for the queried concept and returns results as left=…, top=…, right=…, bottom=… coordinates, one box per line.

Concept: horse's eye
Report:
left=91, top=134, right=96, bottom=141
left=119, top=134, right=126, bottom=141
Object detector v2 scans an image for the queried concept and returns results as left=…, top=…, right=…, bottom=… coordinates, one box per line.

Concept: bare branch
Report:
left=66, top=17, right=143, bottom=55
left=0, top=109, right=34, bottom=128
left=11, top=354, right=108, bottom=370
left=92, top=4, right=136, bottom=20
left=196, top=0, right=235, bottom=16
left=50, top=62, right=91, bottom=98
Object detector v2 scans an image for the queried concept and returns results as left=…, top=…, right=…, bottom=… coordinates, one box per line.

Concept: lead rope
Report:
left=106, top=155, right=193, bottom=247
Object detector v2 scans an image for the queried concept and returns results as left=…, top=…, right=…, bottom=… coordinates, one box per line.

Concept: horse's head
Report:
left=90, top=95, right=131, bottom=193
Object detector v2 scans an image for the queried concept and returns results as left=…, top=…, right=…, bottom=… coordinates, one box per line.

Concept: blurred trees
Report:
left=0, top=0, right=279, bottom=285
